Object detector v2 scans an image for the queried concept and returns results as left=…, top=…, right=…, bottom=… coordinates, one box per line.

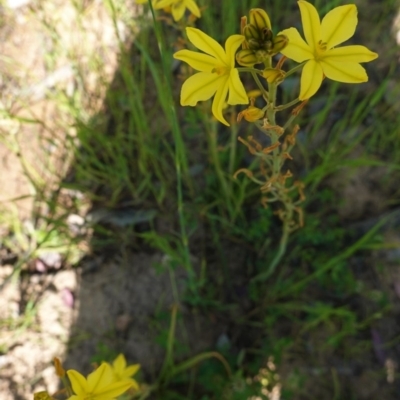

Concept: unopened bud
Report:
left=263, top=68, right=286, bottom=83
left=243, top=24, right=260, bottom=41
left=248, top=38, right=261, bottom=50
left=246, top=89, right=263, bottom=99
left=236, top=49, right=259, bottom=67
left=238, top=106, right=265, bottom=122
left=249, top=8, right=271, bottom=31
left=261, top=27, right=273, bottom=42
left=34, top=392, right=52, bottom=400
left=54, top=357, right=65, bottom=378
left=271, top=34, right=288, bottom=54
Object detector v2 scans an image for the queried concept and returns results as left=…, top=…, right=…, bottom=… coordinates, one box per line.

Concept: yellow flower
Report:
left=135, top=0, right=160, bottom=5
left=110, top=354, right=140, bottom=391
left=280, top=0, right=378, bottom=100
left=67, top=363, right=132, bottom=400
left=174, top=28, right=248, bottom=126
left=154, top=0, right=200, bottom=21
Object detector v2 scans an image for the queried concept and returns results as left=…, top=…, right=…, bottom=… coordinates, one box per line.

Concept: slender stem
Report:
left=282, top=111, right=299, bottom=131
left=284, top=62, right=306, bottom=77
left=275, top=97, right=300, bottom=112
left=207, top=119, right=230, bottom=201
left=262, top=74, right=292, bottom=279
left=228, top=121, right=238, bottom=177
left=237, top=67, right=263, bottom=74
left=159, top=304, right=178, bottom=381
left=252, top=198, right=294, bottom=282
left=251, top=71, right=269, bottom=98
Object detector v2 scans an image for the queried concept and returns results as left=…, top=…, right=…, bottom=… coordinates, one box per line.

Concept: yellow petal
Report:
left=67, top=370, right=88, bottom=396
left=324, top=45, right=378, bottom=63
left=185, top=0, right=201, bottom=18
left=180, top=72, right=222, bottom=106
left=113, top=354, right=126, bottom=374
left=225, top=34, right=245, bottom=67
left=124, top=364, right=140, bottom=378
left=154, top=0, right=171, bottom=9
left=320, top=60, right=368, bottom=83
left=93, top=380, right=133, bottom=400
left=279, top=28, right=313, bottom=63
left=212, top=77, right=230, bottom=125
left=173, top=49, right=216, bottom=72
left=298, top=0, right=321, bottom=53
left=129, top=378, right=140, bottom=390
left=186, top=28, right=226, bottom=64
left=299, top=59, right=324, bottom=100
left=171, top=2, right=186, bottom=21
left=321, top=5, right=357, bottom=49
left=87, top=363, right=113, bottom=393
left=227, top=68, right=248, bottom=105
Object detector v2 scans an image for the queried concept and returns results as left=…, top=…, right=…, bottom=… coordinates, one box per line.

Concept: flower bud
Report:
left=249, top=8, right=271, bottom=31
left=236, top=49, right=259, bottom=67
left=263, top=68, right=286, bottom=83
left=238, top=106, right=265, bottom=122
left=261, top=27, right=273, bottom=42
left=54, top=357, right=65, bottom=378
left=243, top=24, right=260, bottom=41
left=271, top=34, right=288, bottom=54
left=246, top=89, right=263, bottom=99
left=248, top=38, right=261, bottom=51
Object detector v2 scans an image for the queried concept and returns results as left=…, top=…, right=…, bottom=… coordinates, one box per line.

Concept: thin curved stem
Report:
left=285, top=62, right=306, bottom=77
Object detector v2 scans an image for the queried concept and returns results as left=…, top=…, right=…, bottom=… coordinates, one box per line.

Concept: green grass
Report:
left=1, top=0, right=400, bottom=398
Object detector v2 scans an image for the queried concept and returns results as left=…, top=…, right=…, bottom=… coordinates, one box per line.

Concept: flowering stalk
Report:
left=174, top=2, right=378, bottom=279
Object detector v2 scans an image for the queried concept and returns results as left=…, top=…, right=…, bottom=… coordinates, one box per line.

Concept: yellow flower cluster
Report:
left=279, top=1, right=378, bottom=99
left=136, top=0, right=200, bottom=21
left=66, top=354, right=140, bottom=400
left=34, top=354, right=140, bottom=400
left=174, top=0, right=378, bottom=124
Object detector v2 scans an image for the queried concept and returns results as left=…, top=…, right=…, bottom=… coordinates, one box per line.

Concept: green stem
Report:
left=275, top=97, right=300, bottom=112
left=252, top=199, right=293, bottom=282
left=228, top=122, right=238, bottom=177
left=207, top=119, right=230, bottom=201
left=159, top=304, right=178, bottom=381
left=251, top=71, right=269, bottom=98
left=282, top=111, right=299, bottom=131
left=284, top=62, right=306, bottom=77
left=237, top=67, right=263, bottom=74
left=171, top=352, right=232, bottom=379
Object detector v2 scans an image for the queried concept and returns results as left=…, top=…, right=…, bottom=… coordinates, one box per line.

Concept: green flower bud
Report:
left=248, top=38, right=261, bottom=51
left=236, top=49, right=259, bottom=67
left=271, top=34, right=288, bottom=54
left=249, top=8, right=271, bottom=31
left=261, top=27, right=273, bottom=42
left=243, top=24, right=260, bottom=41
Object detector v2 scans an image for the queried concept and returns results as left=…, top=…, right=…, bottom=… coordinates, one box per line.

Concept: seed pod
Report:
left=249, top=8, right=271, bottom=31
left=236, top=49, right=259, bottom=67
